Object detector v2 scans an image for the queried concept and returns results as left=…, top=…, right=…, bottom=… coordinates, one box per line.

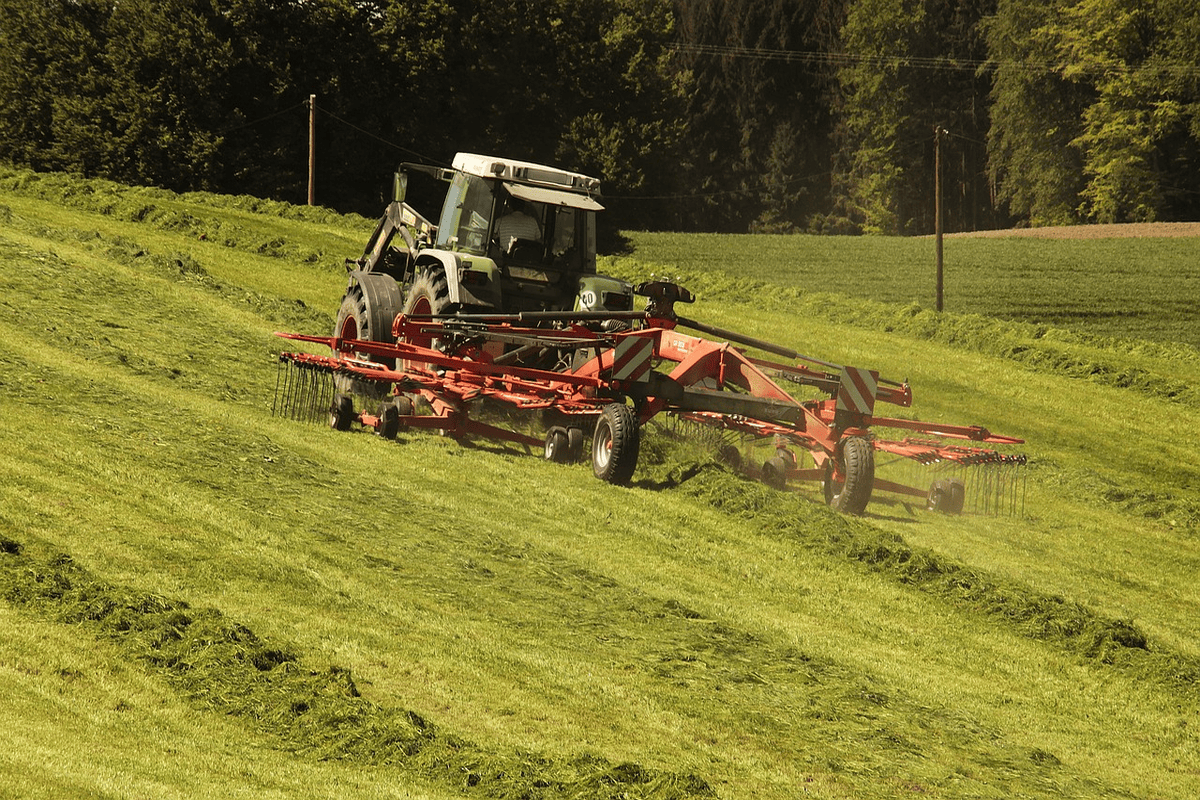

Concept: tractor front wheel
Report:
left=823, top=436, right=874, bottom=514
left=592, top=404, right=640, bottom=485
left=401, top=268, right=452, bottom=346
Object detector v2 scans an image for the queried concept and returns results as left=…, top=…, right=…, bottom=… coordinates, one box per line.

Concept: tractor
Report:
left=275, top=154, right=1025, bottom=517
left=333, top=153, right=633, bottom=360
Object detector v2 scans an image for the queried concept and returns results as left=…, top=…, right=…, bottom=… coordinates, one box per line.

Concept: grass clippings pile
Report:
left=0, top=534, right=713, bottom=800
left=651, top=455, right=1200, bottom=688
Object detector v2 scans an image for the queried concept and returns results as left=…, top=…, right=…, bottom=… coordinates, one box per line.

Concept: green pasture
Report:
left=2, top=169, right=1199, bottom=798
left=624, top=231, right=1200, bottom=349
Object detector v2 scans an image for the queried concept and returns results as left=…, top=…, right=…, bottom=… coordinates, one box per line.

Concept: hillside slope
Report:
left=2, top=170, right=1199, bottom=799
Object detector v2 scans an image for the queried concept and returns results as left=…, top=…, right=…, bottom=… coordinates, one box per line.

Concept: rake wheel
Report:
left=544, top=427, right=571, bottom=463
left=330, top=393, right=355, bottom=432
left=378, top=402, right=400, bottom=440
left=823, top=436, right=874, bottom=515
left=927, top=478, right=965, bottom=514
left=762, top=455, right=788, bottom=490
left=592, top=404, right=640, bottom=485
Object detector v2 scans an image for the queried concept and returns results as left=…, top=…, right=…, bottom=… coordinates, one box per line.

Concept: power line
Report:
left=315, top=106, right=444, bottom=166
left=216, top=100, right=309, bottom=135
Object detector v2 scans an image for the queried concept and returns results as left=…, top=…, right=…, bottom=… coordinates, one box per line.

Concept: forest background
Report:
left=2, top=0, right=1199, bottom=236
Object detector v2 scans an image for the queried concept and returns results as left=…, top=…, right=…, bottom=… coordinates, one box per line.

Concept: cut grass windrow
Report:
left=0, top=535, right=714, bottom=800
left=644, top=457, right=1200, bottom=696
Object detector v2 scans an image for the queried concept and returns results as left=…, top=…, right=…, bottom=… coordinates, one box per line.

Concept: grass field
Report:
left=2, top=167, right=1200, bottom=798
left=622, top=230, right=1200, bottom=349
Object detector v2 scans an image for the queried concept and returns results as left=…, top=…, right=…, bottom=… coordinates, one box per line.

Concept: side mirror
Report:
left=393, top=170, right=408, bottom=203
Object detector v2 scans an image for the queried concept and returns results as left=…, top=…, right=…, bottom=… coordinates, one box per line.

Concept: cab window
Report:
left=436, top=173, right=494, bottom=254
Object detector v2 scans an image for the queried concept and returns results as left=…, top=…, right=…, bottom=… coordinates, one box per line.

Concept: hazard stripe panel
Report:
left=836, top=366, right=879, bottom=415
left=611, top=336, right=654, bottom=382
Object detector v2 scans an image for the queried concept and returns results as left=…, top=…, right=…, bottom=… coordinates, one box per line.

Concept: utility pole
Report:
left=934, top=125, right=946, bottom=312
left=307, top=94, right=316, bottom=206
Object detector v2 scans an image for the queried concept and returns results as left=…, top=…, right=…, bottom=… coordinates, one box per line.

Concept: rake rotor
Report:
left=271, top=281, right=1027, bottom=516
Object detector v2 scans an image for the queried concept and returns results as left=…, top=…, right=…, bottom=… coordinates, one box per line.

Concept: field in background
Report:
left=2, top=168, right=1200, bottom=799
left=623, top=229, right=1200, bottom=349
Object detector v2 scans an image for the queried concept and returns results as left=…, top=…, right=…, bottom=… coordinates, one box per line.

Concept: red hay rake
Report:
left=274, top=282, right=1025, bottom=515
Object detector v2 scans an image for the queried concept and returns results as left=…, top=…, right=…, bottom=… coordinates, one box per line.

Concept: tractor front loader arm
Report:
left=352, top=200, right=438, bottom=274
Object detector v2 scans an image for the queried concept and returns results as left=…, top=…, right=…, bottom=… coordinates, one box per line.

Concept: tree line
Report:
left=2, top=0, right=1198, bottom=235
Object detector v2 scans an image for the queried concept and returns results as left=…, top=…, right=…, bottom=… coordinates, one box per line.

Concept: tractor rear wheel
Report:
left=823, top=436, right=874, bottom=514
left=592, top=404, right=640, bottom=485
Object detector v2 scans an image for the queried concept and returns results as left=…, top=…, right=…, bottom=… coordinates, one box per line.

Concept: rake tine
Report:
left=301, top=363, right=316, bottom=423
left=290, top=362, right=305, bottom=422
left=273, top=356, right=283, bottom=417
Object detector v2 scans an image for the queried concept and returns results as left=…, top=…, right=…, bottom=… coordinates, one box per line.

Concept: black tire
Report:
left=718, top=444, right=742, bottom=468
left=544, top=427, right=571, bottom=463
left=330, top=393, right=355, bottom=431
left=393, top=394, right=415, bottom=417
left=762, top=455, right=788, bottom=490
left=927, top=478, right=965, bottom=514
left=335, top=274, right=403, bottom=345
left=335, top=274, right=402, bottom=395
left=401, top=267, right=452, bottom=350
left=335, top=289, right=369, bottom=342
left=566, top=427, right=585, bottom=462
left=592, top=404, right=640, bottom=485
left=823, top=436, right=875, bottom=514
left=378, top=402, right=400, bottom=440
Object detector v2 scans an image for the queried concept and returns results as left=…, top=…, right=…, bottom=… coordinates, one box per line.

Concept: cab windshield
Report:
left=436, top=173, right=591, bottom=279
left=436, top=172, right=493, bottom=254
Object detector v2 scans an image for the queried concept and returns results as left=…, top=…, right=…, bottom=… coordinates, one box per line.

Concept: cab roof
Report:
left=453, top=153, right=601, bottom=196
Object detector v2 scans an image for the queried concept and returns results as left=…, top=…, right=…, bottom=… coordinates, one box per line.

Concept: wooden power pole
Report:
left=308, top=94, right=316, bottom=206
left=934, top=125, right=946, bottom=312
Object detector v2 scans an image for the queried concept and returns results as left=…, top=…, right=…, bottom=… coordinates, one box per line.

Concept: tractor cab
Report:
left=430, top=154, right=615, bottom=311
left=338, top=153, right=632, bottom=354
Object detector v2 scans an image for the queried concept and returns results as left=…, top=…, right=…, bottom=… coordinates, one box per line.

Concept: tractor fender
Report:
left=342, top=269, right=404, bottom=342
left=414, top=251, right=501, bottom=310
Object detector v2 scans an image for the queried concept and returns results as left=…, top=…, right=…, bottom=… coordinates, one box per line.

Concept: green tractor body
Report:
left=335, top=153, right=633, bottom=348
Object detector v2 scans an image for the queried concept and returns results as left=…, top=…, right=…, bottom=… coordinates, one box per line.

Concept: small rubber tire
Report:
left=393, top=394, right=415, bottom=417
left=566, top=427, right=585, bottom=461
left=927, top=478, right=965, bottom=514
left=761, top=455, right=788, bottom=490
left=718, top=444, right=742, bottom=468
left=592, top=404, right=640, bottom=485
left=823, top=436, right=875, bottom=515
left=330, top=393, right=355, bottom=432
left=378, top=402, right=400, bottom=440
left=544, top=427, right=571, bottom=463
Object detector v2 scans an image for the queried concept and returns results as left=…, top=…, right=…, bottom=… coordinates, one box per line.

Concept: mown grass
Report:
left=3, top=169, right=1200, bottom=798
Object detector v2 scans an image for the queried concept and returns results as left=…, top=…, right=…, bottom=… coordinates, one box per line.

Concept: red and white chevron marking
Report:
left=611, top=336, right=654, bottom=382
left=836, top=366, right=879, bottom=416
